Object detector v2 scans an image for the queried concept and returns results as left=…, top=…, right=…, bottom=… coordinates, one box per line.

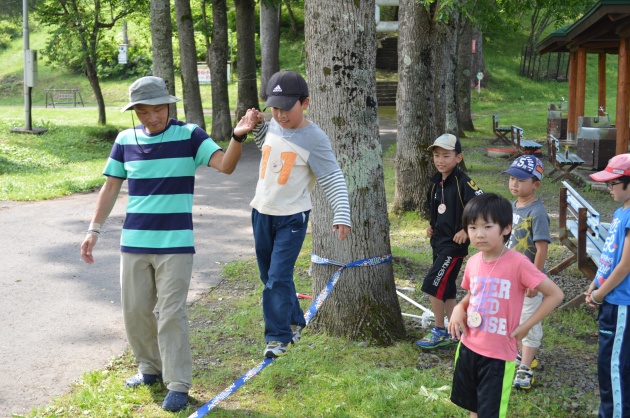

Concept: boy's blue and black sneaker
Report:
left=416, top=326, right=456, bottom=349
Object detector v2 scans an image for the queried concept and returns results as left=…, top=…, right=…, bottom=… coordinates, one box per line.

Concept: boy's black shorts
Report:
left=451, top=342, right=516, bottom=417
left=421, top=254, right=464, bottom=301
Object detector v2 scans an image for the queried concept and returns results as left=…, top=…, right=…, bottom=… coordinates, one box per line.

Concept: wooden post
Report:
left=567, top=50, right=578, bottom=142
left=617, top=37, right=630, bottom=155
left=576, top=48, right=587, bottom=130
left=598, top=53, right=607, bottom=116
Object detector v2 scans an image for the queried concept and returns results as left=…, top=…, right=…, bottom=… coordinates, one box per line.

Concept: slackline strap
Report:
left=188, top=253, right=392, bottom=417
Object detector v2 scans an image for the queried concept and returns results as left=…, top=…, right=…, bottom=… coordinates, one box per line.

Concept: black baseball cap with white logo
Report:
left=265, top=71, right=309, bottom=111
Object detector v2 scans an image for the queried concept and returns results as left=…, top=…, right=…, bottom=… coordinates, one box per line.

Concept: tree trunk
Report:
left=259, top=1, right=281, bottom=100
left=234, top=0, right=260, bottom=120
left=207, top=0, right=232, bottom=140
left=433, top=23, right=449, bottom=136
left=284, top=0, right=297, bottom=34
left=175, top=0, right=206, bottom=129
left=445, top=11, right=459, bottom=138
left=151, top=0, right=177, bottom=119
left=305, top=0, right=404, bottom=344
left=392, top=0, right=437, bottom=214
left=85, top=56, right=106, bottom=125
left=456, top=16, right=474, bottom=132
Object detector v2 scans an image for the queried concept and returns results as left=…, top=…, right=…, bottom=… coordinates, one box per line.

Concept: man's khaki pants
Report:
left=121, top=253, right=193, bottom=393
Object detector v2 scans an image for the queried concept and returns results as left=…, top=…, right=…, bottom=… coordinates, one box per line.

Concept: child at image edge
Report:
left=448, top=193, right=563, bottom=418
left=237, top=70, right=352, bottom=359
left=417, top=134, right=483, bottom=349
left=504, top=155, right=551, bottom=390
left=585, top=153, right=630, bottom=418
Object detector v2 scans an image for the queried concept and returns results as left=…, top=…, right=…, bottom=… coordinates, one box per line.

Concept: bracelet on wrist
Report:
left=231, top=129, right=247, bottom=143
left=86, top=229, right=100, bottom=236
left=592, top=291, right=603, bottom=305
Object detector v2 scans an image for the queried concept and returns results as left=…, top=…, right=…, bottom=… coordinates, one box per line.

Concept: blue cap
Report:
left=503, top=155, right=544, bottom=180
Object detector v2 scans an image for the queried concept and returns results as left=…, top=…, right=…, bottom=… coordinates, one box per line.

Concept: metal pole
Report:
left=23, top=0, right=32, bottom=130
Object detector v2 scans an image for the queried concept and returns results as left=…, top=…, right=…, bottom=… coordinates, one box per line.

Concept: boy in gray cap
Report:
left=80, top=76, right=255, bottom=412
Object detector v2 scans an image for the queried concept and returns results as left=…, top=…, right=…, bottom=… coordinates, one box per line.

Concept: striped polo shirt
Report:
left=103, top=119, right=220, bottom=254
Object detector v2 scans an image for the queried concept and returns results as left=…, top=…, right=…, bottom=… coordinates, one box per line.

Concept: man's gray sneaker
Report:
left=125, top=372, right=162, bottom=388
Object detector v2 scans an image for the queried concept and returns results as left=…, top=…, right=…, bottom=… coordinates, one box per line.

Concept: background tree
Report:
left=151, top=0, right=177, bottom=119
left=283, top=0, right=299, bottom=34
left=234, top=0, right=260, bottom=119
left=202, top=0, right=232, bottom=140
left=444, top=8, right=459, bottom=137
left=498, top=0, right=593, bottom=54
left=392, top=0, right=440, bottom=214
left=456, top=14, right=474, bottom=132
left=305, top=0, right=404, bottom=343
left=259, top=0, right=281, bottom=100
left=36, top=0, right=144, bottom=125
left=175, top=0, right=206, bottom=129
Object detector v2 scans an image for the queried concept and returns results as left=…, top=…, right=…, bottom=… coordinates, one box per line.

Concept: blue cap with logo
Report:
left=503, top=155, right=544, bottom=180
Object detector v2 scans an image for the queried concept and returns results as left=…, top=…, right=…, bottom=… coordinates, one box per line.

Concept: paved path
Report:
left=0, top=117, right=396, bottom=417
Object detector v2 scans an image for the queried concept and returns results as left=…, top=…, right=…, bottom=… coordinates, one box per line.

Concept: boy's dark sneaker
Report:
left=264, top=341, right=289, bottom=358
left=416, top=326, right=455, bottom=349
left=125, top=372, right=162, bottom=388
left=515, top=350, right=539, bottom=369
left=291, top=325, right=303, bottom=344
left=162, top=390, right=188, bottom=412
left=513, top=365, right=534, bottom=390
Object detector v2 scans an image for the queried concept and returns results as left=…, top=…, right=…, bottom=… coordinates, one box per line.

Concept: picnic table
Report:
left=547, top=135, right=584, bottom=184
left=492, top=114, right=511, bottom=145
left=511, top=126, right=542, bottom=156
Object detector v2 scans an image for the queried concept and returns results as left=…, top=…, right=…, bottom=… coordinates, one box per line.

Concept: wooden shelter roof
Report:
left=538, top=0, right=630, bottom=55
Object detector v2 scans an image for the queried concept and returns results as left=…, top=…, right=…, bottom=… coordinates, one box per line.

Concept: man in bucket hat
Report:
left=80, top=76, right=255, bottom=412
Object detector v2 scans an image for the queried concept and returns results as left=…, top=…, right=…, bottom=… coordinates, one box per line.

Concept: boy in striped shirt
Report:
left=240, top=71, right=351, bottom=358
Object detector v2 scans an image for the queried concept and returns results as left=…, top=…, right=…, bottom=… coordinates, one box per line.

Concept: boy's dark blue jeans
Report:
left=597, top=302, right=630, bottom=418
left=252, top=209, right=310, bottom=344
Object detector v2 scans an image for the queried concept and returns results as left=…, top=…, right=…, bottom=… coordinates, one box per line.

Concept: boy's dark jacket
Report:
left=426, top=166, right=483, bottom=257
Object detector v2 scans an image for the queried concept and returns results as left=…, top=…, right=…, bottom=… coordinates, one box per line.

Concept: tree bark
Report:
left=259, top=1, right=281, bottom=100
left=456, top=16, right=474, bottom=132
left=151, top=0, right=177, bottom=119
left=175, top=0, right=206, bottom=129
left=305, top=0, right=404, bottom=344
left=392, top=0, right=437, bottom=214
left=207, top=0, right=232, bottom=140
left=234, top=0, right=260, bottom=120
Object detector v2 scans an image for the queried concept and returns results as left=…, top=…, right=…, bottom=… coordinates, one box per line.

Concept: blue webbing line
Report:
left=188, top=253, right=392, bottom=417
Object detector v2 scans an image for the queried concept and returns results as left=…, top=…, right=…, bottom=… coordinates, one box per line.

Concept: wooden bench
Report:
left=492, top=114, right=512, bottom=145
left=45, top=88, right=85, bottom=108
left=511, top=125, right=542, bottom=156
left=547, top=135, right=584, bottom=184
left=548, top=181, right=609, bottom=308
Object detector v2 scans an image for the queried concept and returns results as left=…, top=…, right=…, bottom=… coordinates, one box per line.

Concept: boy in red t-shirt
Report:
left=448, top=193, right=563, bottom=418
